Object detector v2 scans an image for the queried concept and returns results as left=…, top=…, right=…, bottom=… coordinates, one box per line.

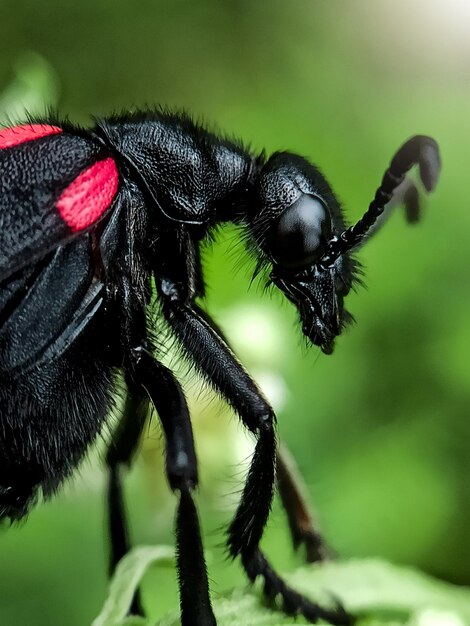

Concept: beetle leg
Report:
left=189, top=301, right=331, bottom=562
left=276, top=443, right=331, bottom=562
left=105, top=378, right=149, bottom=616
left=157, top=287, right=350, bottom=624
left=244, top=549, right=351, bottom=625
left=158, top=293, right=277, bottom=552
left=187, top=298, right=329, bottom=562
left=128, top=347, right=216, bottom=626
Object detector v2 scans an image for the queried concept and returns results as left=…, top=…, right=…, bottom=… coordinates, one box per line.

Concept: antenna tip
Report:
left=418, top=137, right=441, bottom=192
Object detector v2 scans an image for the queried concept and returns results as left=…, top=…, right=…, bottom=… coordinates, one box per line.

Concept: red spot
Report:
left=57, top=158, right=119, bottom=232
left=0, top=124, right=62, bottom=149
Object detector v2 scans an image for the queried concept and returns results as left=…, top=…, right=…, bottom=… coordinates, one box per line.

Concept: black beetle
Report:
left=0, top=111, right=440, bottom=625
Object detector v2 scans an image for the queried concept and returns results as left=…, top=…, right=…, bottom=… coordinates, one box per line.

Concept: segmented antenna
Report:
left=319, top=135, right=441, bottom=268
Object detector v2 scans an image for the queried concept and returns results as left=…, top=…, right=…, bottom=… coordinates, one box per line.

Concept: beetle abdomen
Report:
left=0, top=307, right=115, bottom=521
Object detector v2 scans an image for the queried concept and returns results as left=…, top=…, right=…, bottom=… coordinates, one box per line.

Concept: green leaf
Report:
left=288, top=560, right=470, bottom=625
left=94, top=550, right=470, bottom=626
left=91, top=546, right=174, bottom=626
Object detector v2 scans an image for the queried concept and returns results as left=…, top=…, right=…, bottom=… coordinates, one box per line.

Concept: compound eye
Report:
left=269, top=194, right=332, bottom=269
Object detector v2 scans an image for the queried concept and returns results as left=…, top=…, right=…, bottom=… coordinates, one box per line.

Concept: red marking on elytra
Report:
left=0, top=124, right=62, bottom=149
left=56, top=158, right=119, bottom=232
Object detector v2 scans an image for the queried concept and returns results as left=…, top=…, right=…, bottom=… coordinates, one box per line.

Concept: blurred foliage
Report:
left=0, top=1, right=469, bottom=625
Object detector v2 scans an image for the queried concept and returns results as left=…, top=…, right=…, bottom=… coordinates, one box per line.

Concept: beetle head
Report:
left=266, top=192, right=356, bottom=354
left=249, top=154, right=356, bottom=354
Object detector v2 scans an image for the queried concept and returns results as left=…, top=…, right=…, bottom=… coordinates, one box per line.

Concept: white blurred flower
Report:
left=411, top=609, right=465, bottom=626
left=220, top=303, right=289, bottom=367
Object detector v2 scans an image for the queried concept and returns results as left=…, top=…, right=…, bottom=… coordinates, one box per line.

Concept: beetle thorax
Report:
left=95, top=114, right=252, bottom=227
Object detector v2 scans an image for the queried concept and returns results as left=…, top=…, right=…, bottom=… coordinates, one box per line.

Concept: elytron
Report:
left=0, top=111, right=440, bottom=625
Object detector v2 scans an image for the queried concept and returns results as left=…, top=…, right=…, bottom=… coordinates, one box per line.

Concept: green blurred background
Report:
left=0, top=1, right=469, bottom=624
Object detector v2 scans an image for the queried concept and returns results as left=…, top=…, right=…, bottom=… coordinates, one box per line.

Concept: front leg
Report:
left=155, top=273, right=349, bottom=624
left=158, top=278, right=277, bottom=557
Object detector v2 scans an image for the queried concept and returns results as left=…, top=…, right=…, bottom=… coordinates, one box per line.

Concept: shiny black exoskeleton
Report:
left=0, top=109, right=441, bottom=626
